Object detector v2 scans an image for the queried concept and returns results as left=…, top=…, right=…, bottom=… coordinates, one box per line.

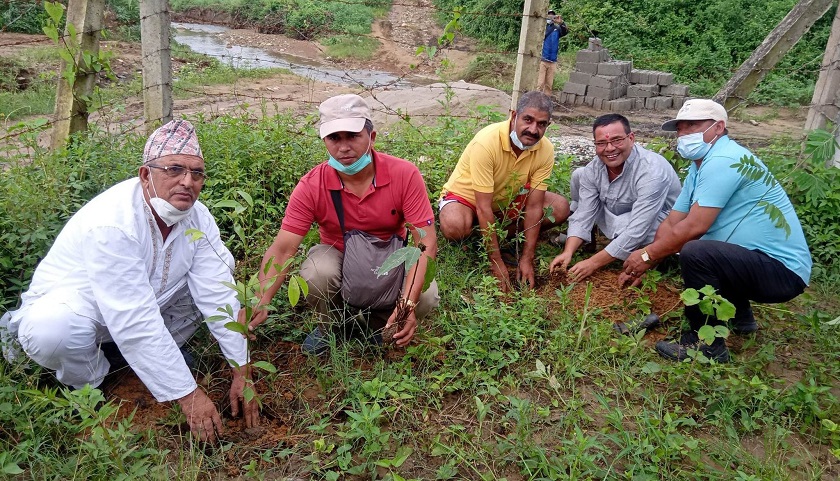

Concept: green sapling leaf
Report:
left=224, top=321, right=247, bottom=335
left=697, top=325, right=717, bottom=345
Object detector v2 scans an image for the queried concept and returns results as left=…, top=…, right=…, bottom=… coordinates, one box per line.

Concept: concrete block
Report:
left=645, top=97, right=658, bottom=109
left=583, top=96, right=595, bottom=107
left=629, top=69, right=644, bottom=84
left=634, top=98, right=646, bottom=110
left=576, top=62, right=600, bottom=74
left=592, top=97, right=606, bottom=110
left=574, top=95, right=586, bottom=106
left=660, top=84, right=689, bottom=96
left=562, top=82, right=587, bottom=96
left=588, top=37, right=603, bottom=50
left=672, top=96, right=686, bottom=109
left=627, top=84, right=659, bottom=98
left=588, top=75, right=616, bottom=90
left=587, top=86, right=617, bottom=100
left=609, top=98, right=634, bottom=112
left=657, top=72, right=674, bottom=86
left=569, top=71, right=593, bottom=85
left=576, top=49, right=609, bottom=64
left=597, top=61, right=632, bottom=77
left=652, top=96, right=673, bottom=110
left=613, top=83, right=628, bottom=98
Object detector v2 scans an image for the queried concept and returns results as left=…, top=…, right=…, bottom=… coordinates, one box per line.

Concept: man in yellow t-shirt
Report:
left=439, top=91, right=570, bottom=291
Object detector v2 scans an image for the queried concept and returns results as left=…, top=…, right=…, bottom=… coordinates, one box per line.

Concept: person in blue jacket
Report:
left=537, top=10, right=568, bottom=98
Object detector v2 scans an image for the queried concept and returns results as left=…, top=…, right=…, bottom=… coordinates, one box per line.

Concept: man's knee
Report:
left=17, top=302, right=96, bottom=366
left=300, top=244, right=343, bottom=302
left=543, top=191, right=571, bottom=224
left=439, top=203, right=475, bottom=241
left=415, top=280, right=440, bottom=319
left=679, top=240, right=705, bottom=267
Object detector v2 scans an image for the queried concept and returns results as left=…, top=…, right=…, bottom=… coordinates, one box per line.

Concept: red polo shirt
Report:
left=281, top=150, right=434, bottom=252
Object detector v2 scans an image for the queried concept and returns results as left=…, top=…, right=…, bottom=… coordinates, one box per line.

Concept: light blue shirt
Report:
left=673, top=136, right=812, bottom=284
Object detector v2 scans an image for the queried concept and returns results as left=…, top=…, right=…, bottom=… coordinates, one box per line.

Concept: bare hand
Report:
left=230, top=365, right=259, bottom=428
left=490, top=258, right=512, bottom=292
left=549, top=252, right=572, bottom=273
left=621, top=250, right=651, bottom=284
left=517, top=258, right=535, bottom=289
left=568, top=258, right=597, bottom=283
left=178, top=388, right=223, bottom=443
left=618, top=271, right=644, bottom=288
left=387, top=310, right=418, bottom=347
left=237, top=305, right=268, bottom=340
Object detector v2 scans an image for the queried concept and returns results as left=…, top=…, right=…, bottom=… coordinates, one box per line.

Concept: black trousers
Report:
left=679, top=240, right=806, bottom=331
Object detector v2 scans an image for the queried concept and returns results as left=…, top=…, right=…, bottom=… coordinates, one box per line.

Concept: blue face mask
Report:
left=677, top=123, right=718, bottom=160
left=327, top=139, right=373, bottom=175
left=509, top=115, right=536, bottom=151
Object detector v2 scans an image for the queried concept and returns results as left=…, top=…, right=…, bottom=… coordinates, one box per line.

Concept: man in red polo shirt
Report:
left=241, top=94, right=438, bottom=354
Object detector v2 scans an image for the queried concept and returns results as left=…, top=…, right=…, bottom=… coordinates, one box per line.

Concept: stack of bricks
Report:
left=558, top=38, right=689, bottom=112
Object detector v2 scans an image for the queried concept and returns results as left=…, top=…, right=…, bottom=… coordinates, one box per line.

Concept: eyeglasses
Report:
left=147, top=164, right=207, bottom=183
left=594, top=135, right=630, bottom=149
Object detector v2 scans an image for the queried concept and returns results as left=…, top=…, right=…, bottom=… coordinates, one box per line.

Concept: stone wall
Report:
left=558, top=38, right=689, bottom=112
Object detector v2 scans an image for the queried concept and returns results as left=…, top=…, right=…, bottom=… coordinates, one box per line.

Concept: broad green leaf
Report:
left=641, top=361, right=662, bottom=374
left=422, top=257, right=437, bottom=292
left=237, top=189, right=253, bottom=207
left=45, top=1, right=65, bottom=24
left=378, top=246, right=422, bottom=277
left=697, top=325, right=717, bottom=345
left=234, top=223, right=246, bottom=244
left=681, top=288, right=700, bottom=306
left=214, top=199, right=245, bottom=211
left=243, top=386, right=254, bottom=402
left=288, top=275, right=301, bottom=307
left=2, top=463, right=24, bottom=475
left=714, top=300, right=736, bottom=322
left=184, top=228, right=205, bottom=242
left=252, top=361, right=277, bottom=373
left=43, top=25, right=59, bottom=42
left=826, top=315, right=840, bottom=326
left=224, top=321, right=247, bottom=335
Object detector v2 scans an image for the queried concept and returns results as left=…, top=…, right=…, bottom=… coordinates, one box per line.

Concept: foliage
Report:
left=171, top=0, right=391, bottom=40
left=432, top=0, right=833, bottom=105
left=1, top=110, right=838, bottom=479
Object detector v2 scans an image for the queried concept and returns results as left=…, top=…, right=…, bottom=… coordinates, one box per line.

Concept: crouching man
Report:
left=241, top=94, right=439, bottom=354
left=1, top=120, right=258, bottom=442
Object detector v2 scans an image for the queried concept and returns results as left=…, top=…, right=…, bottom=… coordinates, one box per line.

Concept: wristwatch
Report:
left=641, top=247, right=652, bottom=264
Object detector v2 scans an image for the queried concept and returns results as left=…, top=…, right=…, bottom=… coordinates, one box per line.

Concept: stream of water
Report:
left=172, top=23, right=427, bottom=88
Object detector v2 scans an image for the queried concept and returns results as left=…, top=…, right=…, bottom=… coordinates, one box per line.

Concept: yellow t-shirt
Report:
left=441, top=118, right=555, bottom=210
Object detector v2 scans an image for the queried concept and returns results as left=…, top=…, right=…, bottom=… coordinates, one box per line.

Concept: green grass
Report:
left=322, top=35, right=381, bottom=61
left=1, top=110, right=838, bottom=480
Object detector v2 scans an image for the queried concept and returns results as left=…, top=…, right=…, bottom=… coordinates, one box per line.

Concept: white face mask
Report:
left=509, top=115, right=537, bottom=151
left=676, top=123, right=718, bottom=160
left=145, top=172, right=193, bottom=227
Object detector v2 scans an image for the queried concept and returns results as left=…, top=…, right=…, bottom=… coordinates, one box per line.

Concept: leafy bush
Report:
left=0, top=0, right=49, bottom=34
left=432, top=0, right=832, bottom=105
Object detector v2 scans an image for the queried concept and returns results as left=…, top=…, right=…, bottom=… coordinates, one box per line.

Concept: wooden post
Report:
left=141, top=0, right=173, bottom=130
left=713, top=0, right=834, bottom=111
left=51, top=0, right=105, bottom=149
left=510, top=0, right=550, bottom=110
left=805, top=4, right=840, bottom=133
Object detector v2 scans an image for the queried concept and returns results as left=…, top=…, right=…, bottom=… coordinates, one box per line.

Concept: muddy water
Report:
left=172, top=23, right=428, bottom=88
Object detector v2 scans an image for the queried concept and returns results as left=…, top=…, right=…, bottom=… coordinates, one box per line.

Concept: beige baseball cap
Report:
left=662, top=99, right=728, bottom=131
left=318, top=94, right=372, bottom=138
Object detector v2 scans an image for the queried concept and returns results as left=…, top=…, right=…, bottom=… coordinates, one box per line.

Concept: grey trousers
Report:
left=300, top=244, right=440, bottom=333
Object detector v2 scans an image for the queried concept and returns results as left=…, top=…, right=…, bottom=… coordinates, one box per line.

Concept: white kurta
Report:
left=10, top=178, right=247, bottom=401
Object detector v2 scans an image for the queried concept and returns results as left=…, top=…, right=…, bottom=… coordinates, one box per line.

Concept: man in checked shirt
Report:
left=550, top=114, right=681, bottom=282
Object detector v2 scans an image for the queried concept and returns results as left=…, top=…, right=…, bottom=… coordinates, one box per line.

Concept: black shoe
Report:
left=302, top=327, right=330, bottom=356
left=614, top=313, right=660, bottom=336
left=655, top=332, right=730, bottom=363
left=730, top=314, right=758, bottom=335
left=499, top=247, right=519, bottom=267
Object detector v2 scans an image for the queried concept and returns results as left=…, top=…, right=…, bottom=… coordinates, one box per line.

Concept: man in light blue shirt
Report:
left=622, top=99, right=811, bottom=363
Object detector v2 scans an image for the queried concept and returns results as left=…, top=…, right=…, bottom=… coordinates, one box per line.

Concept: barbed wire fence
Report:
left=0, top=0, right=837, bottom=155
